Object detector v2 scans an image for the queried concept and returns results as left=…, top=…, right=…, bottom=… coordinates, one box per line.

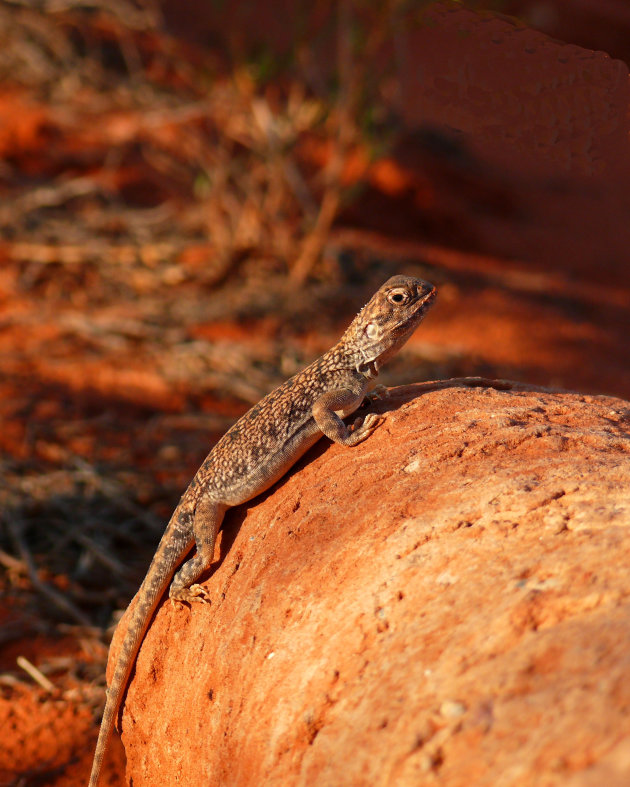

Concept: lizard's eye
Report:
left=387, top=289, right=408, bottom=305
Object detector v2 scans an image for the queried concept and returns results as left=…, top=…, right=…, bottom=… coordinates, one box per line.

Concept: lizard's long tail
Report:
left=88, top=511, right=194, bottom=787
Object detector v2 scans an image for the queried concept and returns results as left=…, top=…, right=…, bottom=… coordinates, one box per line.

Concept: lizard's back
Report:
left=193, top=353, right=365, bottom=506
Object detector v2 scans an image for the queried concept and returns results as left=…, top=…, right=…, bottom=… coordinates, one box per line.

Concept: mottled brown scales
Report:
left=88, top=274, right=436, bottom=787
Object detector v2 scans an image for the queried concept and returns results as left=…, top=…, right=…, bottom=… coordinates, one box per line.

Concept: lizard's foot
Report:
left=369, top=384, right=389, bottom=401
left=360, top=384, right=389, bottom=409
left=169, top=583, right=211, bottom=606
left=348, top=412, right=382, bottom=445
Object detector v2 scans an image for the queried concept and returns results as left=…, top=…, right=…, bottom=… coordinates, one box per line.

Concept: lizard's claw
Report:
left=349, top=412, right=382, bottom=444
left=368, top=384, right=390, bottom=402
left=361, top=412, right=381, bottom=431
left=170, top=583, right=211, bottom=606
left=360, top=384, right=389, bottom=410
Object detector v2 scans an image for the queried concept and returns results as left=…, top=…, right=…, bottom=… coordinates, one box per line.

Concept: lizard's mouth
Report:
left=418, top=286, right=437, bottom=309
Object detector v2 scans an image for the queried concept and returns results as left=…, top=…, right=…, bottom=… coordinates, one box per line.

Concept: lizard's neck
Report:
left=323, top=337, right=380, bottom=379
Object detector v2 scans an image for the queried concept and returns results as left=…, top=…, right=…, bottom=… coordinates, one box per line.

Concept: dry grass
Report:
left=0, top=1, right=432, bottom=702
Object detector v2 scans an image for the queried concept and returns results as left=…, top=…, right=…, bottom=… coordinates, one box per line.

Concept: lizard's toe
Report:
left=169, top=583, right=211, bottom=605
left=367, top=384, right=389, bottom=402
left=363, top=412, right=381, bottom=429
left=348, top=412, right=382, bottom=444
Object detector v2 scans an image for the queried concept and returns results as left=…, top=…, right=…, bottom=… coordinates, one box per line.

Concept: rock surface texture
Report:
left=111, top=382, right=630, bottom=786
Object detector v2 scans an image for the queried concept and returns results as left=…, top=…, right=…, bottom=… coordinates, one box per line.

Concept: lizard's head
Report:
left=345, top=275, right=437, bottom=372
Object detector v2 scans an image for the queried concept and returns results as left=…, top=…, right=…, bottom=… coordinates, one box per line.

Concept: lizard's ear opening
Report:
left=365, top=322, right=381, bottom=340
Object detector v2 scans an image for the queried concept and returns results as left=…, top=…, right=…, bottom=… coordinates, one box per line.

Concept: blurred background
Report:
left=1, top=1, right=629, bottom=783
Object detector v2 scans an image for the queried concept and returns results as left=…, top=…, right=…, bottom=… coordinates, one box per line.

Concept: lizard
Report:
left=88, top=274, right=437, bottom=786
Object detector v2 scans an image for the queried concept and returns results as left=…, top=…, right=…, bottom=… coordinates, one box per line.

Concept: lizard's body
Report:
left=88, top=275, right=436, bottom=786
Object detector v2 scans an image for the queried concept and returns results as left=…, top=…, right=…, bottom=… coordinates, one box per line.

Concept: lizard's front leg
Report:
left=312, top=388, right=381, bottom=447
left=169, top=497, right=226, bottom=604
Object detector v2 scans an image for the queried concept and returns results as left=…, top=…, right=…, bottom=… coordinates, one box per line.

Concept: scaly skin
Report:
left=88, top=274, right=436, bottom=786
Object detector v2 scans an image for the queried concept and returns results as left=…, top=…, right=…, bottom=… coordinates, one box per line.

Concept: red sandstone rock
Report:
left=111, top=382, right=630, bottom=786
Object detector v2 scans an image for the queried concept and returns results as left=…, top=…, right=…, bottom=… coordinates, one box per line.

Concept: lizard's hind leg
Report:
left=169, top=498, right=226, bottom=604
